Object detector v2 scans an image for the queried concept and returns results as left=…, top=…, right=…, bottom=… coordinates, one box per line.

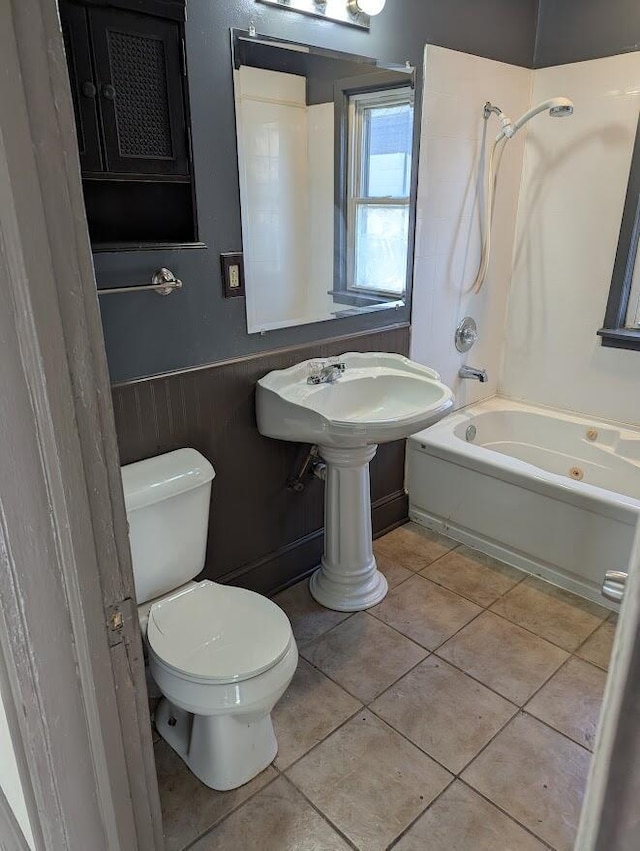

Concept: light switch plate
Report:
left=220, top=252, right=245, bottom=298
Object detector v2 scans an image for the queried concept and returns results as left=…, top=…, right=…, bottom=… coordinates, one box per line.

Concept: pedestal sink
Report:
left=257, top=353, right=453, bottom=611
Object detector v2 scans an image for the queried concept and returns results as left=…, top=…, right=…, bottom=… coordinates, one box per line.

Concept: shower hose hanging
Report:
left=472, top=96, right=574, bottom=295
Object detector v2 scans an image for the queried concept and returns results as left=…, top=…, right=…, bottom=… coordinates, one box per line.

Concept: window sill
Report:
left=597, top=327, right=640, bottom=351
left=327, top=290, right=404, bottom=307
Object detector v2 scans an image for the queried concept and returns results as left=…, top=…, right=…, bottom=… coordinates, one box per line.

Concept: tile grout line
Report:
left=367, top=687, right=519, bottom=775
left=518, top=709, right=596, bottom=756
left=179, top=769, right=282, bottom=851
left=283, top=708, right=457, bottom=851
left=179, top=683, right=580, bottom=848
left=299, top=619, right=431, bottom=702
left=295, top=576, right=550, bottom=719
left=447, top=711, right=559, bottom=848
left=274, top=775, right=362, bottom=851
left=276, top=706, right=365, bottom=774
left=487, top=603, right=609, bottom=654
left=451, top=700, right=599, bottom=846
left=455, top=778, right=557, bottom=850
left=290, top=532, right=610, bottom=846
left=173, top=529, right=609, bottom=851
left=183, top=760, right=360, bottom=851
left=187, top=619, right=600, bottom=847
left=384, top=775, right=458, bottom=850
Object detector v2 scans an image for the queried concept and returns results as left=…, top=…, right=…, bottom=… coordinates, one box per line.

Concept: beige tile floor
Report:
left=155, top=522, right=616, bottom=851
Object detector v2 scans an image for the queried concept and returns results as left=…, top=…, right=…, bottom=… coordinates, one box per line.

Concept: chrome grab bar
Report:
left=602, top=570, right=627, bottom=604
left=98, top=268, right=183, bottom=296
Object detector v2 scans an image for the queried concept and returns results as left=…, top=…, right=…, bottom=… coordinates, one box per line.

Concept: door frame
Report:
left=0, top=0, right=162, bottom=848
left=576, top=520, right=640, bottom=849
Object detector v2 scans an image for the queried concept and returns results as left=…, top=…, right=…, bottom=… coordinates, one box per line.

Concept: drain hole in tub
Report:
left=586, top=428, right=598, bottom=442
left=465, top=425, right=477, bottom=442
left=569, top=466, right=584, bottom=481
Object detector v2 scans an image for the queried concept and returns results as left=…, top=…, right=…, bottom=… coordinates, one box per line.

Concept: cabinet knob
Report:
left=81, top=81, right=97, bottom=98
left=101, top=84, right=116, bottom=100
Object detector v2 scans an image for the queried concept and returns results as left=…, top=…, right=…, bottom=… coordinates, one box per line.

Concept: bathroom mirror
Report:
left=232, top=31, right=416, bottom=334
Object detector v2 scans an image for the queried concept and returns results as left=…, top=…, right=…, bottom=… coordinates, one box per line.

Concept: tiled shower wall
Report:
left=410, top=46, right=532, bottom=409
left=501, top=52, right=640, bottom=425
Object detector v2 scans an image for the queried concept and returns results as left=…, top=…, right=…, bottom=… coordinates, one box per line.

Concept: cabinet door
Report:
left=59, top=1, right=103, bottom=173
left=89, top=8, right=189, bottom=176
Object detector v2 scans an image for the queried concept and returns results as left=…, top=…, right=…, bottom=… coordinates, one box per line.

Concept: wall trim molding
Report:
left=0, top=0, right=163, bottom=845
left=217, top=489, right=409, bottom=597
left=111, top=321, right=411, bottom=388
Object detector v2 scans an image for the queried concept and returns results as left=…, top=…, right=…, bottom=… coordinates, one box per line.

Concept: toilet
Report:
left=122, top=448, right=298, bottom=791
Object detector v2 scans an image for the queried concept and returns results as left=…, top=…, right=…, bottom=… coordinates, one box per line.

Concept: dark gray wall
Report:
left=534, top=0, right=640, bottom=67
left=95, top=0, right=538, bottom=383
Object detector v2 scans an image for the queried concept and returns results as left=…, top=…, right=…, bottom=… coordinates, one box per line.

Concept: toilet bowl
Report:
left=146, top=579, right=297, bottom=790
left=122, top=448, right=298, bottom=791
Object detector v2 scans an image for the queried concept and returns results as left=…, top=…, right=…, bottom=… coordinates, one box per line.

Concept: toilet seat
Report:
left=147, top=580, right=293, bottom=684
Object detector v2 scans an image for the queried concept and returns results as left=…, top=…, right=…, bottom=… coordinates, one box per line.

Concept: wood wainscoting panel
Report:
left=112, top=324, right=410, bottom=595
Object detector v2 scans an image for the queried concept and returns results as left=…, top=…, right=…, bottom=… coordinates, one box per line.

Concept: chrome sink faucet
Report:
left=307, top=361, right=346, bottom=385
left=459, top=365, right=488, bottom=383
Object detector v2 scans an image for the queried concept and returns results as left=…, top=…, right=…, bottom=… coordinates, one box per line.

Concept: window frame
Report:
left=598, top=111, right=640, bottom=351
left=332, top=70, right=415, bottom=308
left=346, top=86, right=414, bottom=299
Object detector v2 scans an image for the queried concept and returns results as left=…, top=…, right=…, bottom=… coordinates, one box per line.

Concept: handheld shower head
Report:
left=497, top=96, right=574, bottom=140
left=472, top=95, right=575, bottom=295
left=549, top=97, right=574, bottom=117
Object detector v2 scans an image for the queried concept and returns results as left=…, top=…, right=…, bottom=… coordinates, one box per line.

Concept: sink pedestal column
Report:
left=309, top=444, right=388, bottom=612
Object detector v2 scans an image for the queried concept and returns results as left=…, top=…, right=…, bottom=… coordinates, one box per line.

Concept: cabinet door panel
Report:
left=60, top=2, right=103, bottom=173
left=89, top=8, right=189, bottom=176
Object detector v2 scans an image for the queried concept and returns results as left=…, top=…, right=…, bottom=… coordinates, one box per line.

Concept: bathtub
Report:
left=408, top=397, right=640, bottom=608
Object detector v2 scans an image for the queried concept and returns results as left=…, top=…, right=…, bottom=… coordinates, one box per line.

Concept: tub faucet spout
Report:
left=459, top=366, right=488, bottom=383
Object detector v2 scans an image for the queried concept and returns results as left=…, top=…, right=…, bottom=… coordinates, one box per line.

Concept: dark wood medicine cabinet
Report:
left=59, top=0, right=198, bottom=250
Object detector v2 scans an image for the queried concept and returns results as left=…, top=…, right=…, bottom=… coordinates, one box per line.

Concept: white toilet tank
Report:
left=122, top=448, right=215, bottom=605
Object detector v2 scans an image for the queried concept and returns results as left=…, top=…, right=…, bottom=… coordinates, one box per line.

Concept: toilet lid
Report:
left=147, top=580, right=293, bottom=683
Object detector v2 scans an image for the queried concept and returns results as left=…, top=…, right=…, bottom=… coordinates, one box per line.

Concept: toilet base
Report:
left=155, top=698, right=278, bottom=791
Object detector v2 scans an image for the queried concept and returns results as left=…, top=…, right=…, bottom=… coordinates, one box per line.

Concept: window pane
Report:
left=363, top=102, right=413, bottom=198
left=353, top=204, right=408, bottom=294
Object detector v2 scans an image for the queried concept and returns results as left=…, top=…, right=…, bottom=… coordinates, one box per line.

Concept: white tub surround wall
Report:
left=411, top=46, right=531, bottom=409
left=0, top=694, right=33, bottom=849
left=501, top=52, right=640, bottom=425
left=235, top=68, right=336, bottom=333
left=307, top=102, right=336, bottom=318
left=235, top=67, right=309, bottom=332
left=409, top=397, right=640, bottom=607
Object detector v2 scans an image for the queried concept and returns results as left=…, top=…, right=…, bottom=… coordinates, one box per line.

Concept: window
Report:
left=346, top=87, right=414, bottom=297
left=599, top=112, right=640, bottom=351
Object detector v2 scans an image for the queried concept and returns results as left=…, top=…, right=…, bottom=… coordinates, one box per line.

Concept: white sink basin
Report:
left=257, top=352, right=453, bottom=448
left=256, top=353, right=454, bottom=613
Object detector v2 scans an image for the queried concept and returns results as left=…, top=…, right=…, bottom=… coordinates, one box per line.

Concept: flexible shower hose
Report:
left=472, top=134, right=508, bottom=294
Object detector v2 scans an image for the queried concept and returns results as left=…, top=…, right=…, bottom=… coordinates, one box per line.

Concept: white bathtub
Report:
left=408, top=397, right=640, bottom=608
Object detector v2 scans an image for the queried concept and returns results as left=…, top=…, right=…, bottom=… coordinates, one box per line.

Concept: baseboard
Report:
left=410, top=505, right=618, bottom=611
left=219, top=490, right=409, bottom=597
left=218, top=529, right=324, bottom=597
left=372, top=489, right=409, bottom=539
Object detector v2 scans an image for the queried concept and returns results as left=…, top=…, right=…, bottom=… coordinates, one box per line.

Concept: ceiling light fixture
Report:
left=349, top=0, right=386, bottom=14
left=257, top=0, right=385, bottom=29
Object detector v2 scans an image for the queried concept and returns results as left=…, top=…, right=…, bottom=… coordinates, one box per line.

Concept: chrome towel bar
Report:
left=98, top=268, right=183, bottom=296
